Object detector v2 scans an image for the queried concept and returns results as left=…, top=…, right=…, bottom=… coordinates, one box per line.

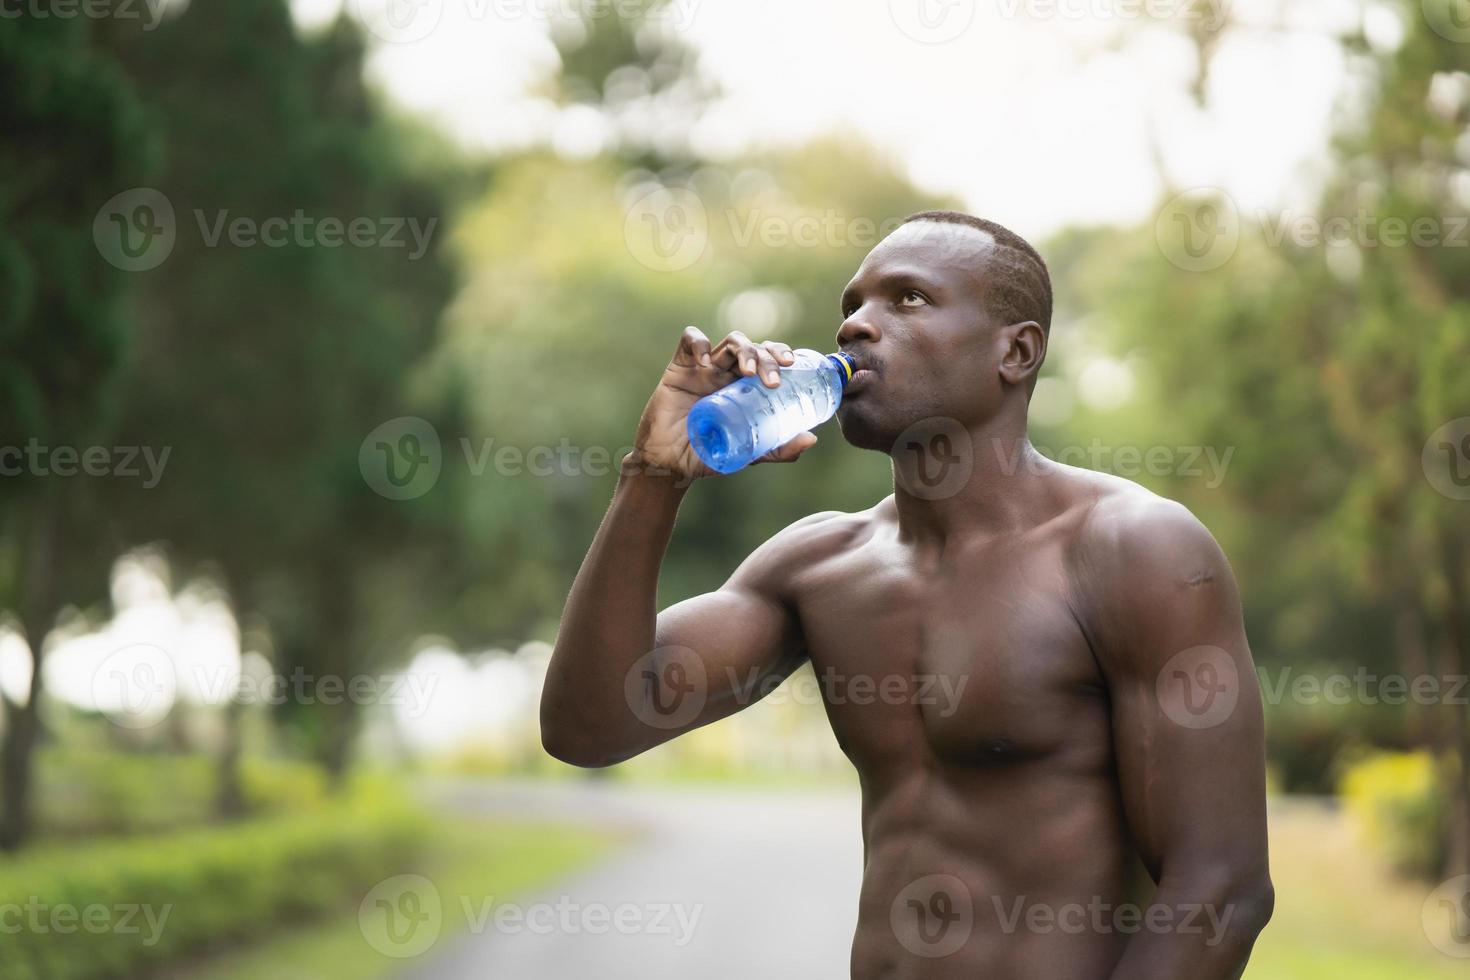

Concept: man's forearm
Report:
left=540, top=457, right=688, bottom=766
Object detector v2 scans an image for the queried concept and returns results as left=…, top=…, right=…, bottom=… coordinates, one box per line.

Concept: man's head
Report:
left=833, top=211, right=1052, bottom=453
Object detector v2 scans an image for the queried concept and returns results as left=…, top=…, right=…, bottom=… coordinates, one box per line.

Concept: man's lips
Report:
left=846, top=368, right=876, bottom=393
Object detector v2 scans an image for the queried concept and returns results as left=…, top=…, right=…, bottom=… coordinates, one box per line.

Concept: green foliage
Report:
left=96, top=0, right=464, bottom=768
left=1264, top=691, right=1416, bottom=795
left=0, top=791, right=427, bottom=980
left=432, top=142, right=949, bottom=643
left=1340, top=751, right=1447, bottom=880
left=29, top=752, right=330, bottom=838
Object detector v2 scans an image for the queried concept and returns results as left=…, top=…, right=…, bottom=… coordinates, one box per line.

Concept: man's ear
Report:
left=998, top=320, right=1046, bottom=387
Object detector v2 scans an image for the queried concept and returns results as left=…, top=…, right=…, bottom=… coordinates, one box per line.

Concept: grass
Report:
left=1246, top=799, right=1464, bottom=979
left=178, top=815, right=625, bottom=980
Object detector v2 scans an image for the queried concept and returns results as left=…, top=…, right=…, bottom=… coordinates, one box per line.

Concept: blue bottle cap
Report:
left=827, top=352, right=856, bottom=386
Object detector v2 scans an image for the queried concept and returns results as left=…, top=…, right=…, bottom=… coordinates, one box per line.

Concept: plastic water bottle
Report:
left=687, top=350, right=856, bottom=474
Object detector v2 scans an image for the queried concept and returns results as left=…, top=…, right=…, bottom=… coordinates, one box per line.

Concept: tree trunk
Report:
left=214, top=696, right=247, bottom=819
left=0, top=495, right=59, bottom=852
left=314, top=555, right=359, bottom=790
left=213, top=580, right=255, bottom=820
left=1396, top=605, right=1432, bottom=750
left=1436, top=548, right=1470, bottom=878
left=0, top=686, right=42, bottom=852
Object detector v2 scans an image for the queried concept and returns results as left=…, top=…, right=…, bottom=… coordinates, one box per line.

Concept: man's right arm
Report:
left=540, top=326, right=822, bottom=768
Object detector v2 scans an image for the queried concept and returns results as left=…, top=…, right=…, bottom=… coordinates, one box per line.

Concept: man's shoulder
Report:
left=768, top=502, right=886, bottom=559
left=732, top=502, right=885, bottom=594
left=1055, top=470, right=1238, bottom=654
left=1058, top=468, right=1228, bottom=593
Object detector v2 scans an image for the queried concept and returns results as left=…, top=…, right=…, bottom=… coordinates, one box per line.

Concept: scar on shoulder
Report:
left=1185, top=568, right=1217, bottom=587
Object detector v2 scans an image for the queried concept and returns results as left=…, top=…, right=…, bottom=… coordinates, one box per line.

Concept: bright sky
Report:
left=291, top=0, right=1405, bottom=240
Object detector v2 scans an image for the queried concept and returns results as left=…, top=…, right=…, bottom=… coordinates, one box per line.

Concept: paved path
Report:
left=400, top=779, right=864, bottom=979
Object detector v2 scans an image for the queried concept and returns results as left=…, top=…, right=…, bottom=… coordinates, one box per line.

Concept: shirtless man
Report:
left=540, top=210, right=1273, bottom=978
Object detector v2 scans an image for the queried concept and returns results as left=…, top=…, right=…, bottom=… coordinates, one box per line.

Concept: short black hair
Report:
left=900, top=210, right=1052, bottom=336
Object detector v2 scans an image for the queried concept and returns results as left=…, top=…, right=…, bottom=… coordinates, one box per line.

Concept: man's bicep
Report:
left=653, top=581, right=805, bottom=709
left=1089, top=500, right=1270, bottom=882
left=639, top=515, right=831, bottom=739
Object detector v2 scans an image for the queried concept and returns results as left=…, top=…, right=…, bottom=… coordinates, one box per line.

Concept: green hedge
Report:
left=0, top=790, right=427, bottom=980
left=33, top=751, right=330, bottom=838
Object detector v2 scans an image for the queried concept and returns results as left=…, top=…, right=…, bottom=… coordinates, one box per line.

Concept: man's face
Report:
left=834, top=220, right=1007, bottom=453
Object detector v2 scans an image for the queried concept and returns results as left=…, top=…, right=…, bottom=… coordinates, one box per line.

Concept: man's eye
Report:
left=899, top=290, right=927, bottom=306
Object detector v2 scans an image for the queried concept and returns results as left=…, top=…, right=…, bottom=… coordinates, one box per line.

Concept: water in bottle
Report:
left=687, top=350, right=856, bottom=474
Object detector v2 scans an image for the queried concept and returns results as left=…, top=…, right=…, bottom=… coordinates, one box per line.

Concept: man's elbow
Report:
left=1202, top=867, right=1275, bottom=944
left=539, top=715, right=606, bottom=768
left=1230, top=874, right=1275, bottom=938
left=538, top=703, right=628, bottom=769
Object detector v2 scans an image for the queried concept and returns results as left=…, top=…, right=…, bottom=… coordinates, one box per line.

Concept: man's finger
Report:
left=752, top=431, right=818, bottom=466
left=764, top=341, right=795, bottom=367
left=709, top=331, right=754, bottom=373
left=676, top=325, right=712, bottom=367
left=751, top=345, right=782, bottom=388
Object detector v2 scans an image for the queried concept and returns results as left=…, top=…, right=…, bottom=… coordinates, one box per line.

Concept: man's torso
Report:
left=778, top=470, right=1148, bottom=979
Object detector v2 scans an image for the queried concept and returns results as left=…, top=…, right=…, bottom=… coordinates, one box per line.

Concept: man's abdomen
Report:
left=848, top=748, right=1136, bottom=979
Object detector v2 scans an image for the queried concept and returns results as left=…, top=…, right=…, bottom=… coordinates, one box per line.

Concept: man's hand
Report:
left=626, top=326, right=821, bottom=481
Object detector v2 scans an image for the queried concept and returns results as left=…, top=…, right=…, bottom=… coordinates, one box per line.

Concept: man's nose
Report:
left=837, top=310, right=880, bottom=348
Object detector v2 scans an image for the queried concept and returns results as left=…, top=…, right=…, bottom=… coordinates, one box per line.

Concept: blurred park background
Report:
left=2, top=0, right=1469, bottom=976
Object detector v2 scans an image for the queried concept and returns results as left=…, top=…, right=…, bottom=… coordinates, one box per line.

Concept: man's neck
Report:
left=889, top=408, right=1058, bottom=550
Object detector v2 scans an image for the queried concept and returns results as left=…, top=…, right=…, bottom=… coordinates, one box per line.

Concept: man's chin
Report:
left=835, top=407, right=898, bottom=454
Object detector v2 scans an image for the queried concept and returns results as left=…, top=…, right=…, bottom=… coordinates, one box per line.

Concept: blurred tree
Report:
left=0, top=14, right=160, bottom=849
left=1308, top=3, right=1470, bottom=874
left=543, top=0, right=718, bottom=171
left=101, top=0, right=461, bottom=790
left=1050, top=0, right=1470, bottom=872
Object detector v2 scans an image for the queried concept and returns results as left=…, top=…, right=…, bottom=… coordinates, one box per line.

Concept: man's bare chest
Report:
left=791, top=540, right=1109, bottom=769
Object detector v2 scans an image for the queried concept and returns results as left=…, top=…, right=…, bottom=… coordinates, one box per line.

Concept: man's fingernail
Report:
left=766, top=372, right=779, bottom=383
left=701, top=353, right=711, bottom=366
